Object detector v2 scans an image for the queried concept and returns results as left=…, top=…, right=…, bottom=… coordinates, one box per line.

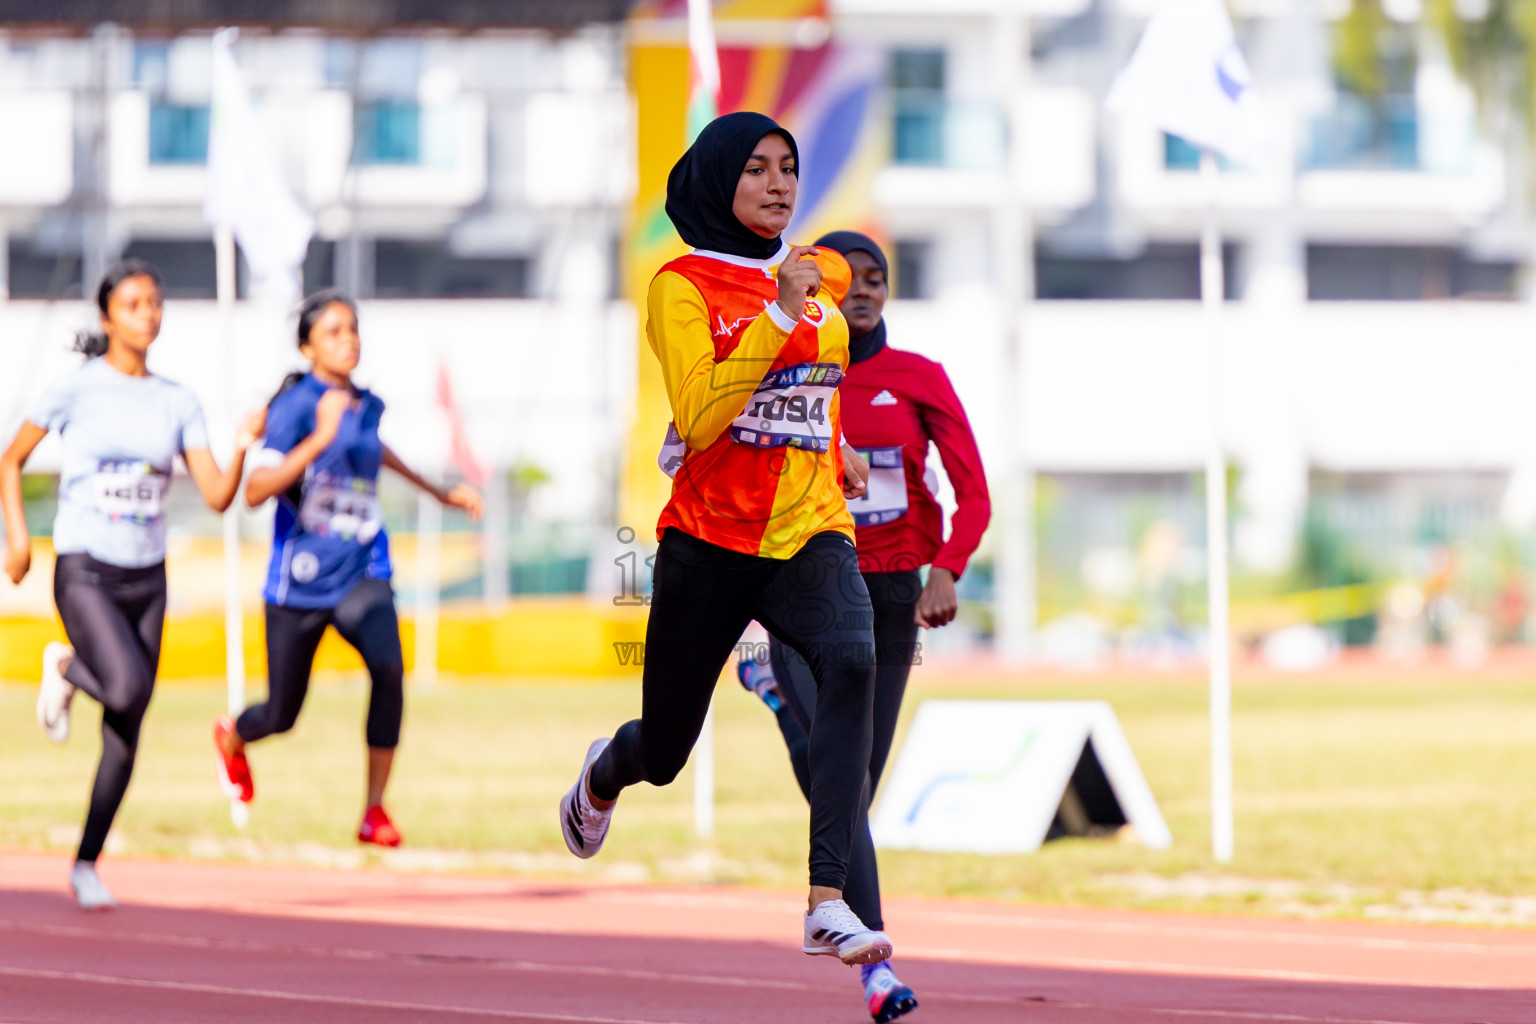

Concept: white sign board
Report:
left=872, top=700, right=1172, bottom=854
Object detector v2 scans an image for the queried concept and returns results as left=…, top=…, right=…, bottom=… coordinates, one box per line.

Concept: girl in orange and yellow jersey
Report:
left=558, top=112, right=891, bottom=966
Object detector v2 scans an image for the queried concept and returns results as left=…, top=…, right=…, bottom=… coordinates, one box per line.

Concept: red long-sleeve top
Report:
left=841, top=344, right=991, bottom=578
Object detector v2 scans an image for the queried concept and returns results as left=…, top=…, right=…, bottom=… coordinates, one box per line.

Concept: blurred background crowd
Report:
left=1, top=0, right=1533, bottom=677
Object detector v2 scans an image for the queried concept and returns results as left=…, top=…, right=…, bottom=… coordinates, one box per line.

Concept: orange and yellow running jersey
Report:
left=650, top=242, right=854, bottom=559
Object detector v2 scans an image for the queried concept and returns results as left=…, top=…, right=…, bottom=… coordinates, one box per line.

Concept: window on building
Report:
left=1036, top=243, right=1239, bottom=300
left=892, top=239, right=934, bottom=300
left=374, top=240, right=531, bottom=298
left=303, top=240, right=337, bottom=296
left=1308, top=27, right=1444, bottom=171
left=357, top=39, right=424, bottom=100
left=7, top=239, right=83, bottom=299
left=1163, top=135, right=1236, bottom=171
left=1306, top=246, right=1517, bottom=301
left=891, top=48, right=945, bottom=166
left=354, top=101, right=422, bottom=165
left=133, top=42, right=170, bottom=89
left=121, top=240, right=219, bottom=298
left=149, top=103, right=210, bottom=164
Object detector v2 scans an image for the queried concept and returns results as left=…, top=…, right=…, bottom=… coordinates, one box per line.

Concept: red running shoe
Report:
left=212, top=716, right=254, bottom=803
left=359, top=805, right=402, bottom=847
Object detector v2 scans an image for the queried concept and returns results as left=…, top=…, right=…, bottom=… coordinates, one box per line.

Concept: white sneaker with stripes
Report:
left=803, top=898, right=893, bottom=965
left=559, top=738, right=614, bottom=859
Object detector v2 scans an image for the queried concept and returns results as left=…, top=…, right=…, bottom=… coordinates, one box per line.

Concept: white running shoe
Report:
left=803, top=899, right=893, bottom=965
left=70, top=862, right=115, bottom=911
left=559, top=738, right=614, bottom=859
left=36, top=643, right=76, bottom=744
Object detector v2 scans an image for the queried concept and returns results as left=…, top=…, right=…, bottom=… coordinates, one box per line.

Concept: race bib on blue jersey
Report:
left=298, top=472, right=383, bottom=544
left=729, top=362, right=842, bottom=453
left=92, top=460, right=169, bottom=525
left=847, top=446, right=908, bottom=527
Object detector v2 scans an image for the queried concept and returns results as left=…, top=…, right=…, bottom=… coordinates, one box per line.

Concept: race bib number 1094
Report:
left=729, top=362, right=842, bottom=453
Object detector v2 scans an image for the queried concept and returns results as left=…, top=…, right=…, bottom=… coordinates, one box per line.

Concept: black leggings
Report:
left=767, top=570, right=922, bottom=930
left=237, top=578, right=404, bottom=750
left=590, top=528, right=876, bottom=891
left=53, top=553, right=166, bottom=865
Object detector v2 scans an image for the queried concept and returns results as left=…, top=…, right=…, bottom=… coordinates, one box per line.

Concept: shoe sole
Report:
left=874, top=991, right=919, bottom=1023
left=560, top=739, right=610, bottom=859
left=802, top=938, right=894, bottom=965
left=359, top=824, right=403, bottom=848
left=213, top=753, right=253, bottom=802
left=72, top=888, right=115, bottom=912
left=37, top=644, right=72, bottom=744
left=212, top=723, right=254, bottom=803
left=36, top=701, right=68, bottom=744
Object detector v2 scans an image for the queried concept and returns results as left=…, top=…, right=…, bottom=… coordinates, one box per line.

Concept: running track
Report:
left=0, top=852, right=1530, bottom=1023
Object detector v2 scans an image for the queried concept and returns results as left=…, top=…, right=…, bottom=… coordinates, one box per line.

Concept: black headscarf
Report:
left=814, top=230, right=889, bottom=364
left=666, top=112, right=798, bottom=261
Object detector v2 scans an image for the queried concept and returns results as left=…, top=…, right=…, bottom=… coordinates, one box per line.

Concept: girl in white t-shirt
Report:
left=0, top=260, right=262, bottom=910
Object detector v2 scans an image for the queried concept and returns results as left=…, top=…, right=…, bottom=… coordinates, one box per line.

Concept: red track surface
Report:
left=0, top=852, right=1531, bottom=1023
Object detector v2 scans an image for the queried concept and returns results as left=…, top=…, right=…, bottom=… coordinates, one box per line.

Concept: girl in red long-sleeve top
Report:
left=738, top=230, right=991, bottom=1024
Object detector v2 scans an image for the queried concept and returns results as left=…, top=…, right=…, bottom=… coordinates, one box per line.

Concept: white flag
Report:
left=203, top=28, right=314, bottom=301
left=1106, top=0, right=1279, bottom=169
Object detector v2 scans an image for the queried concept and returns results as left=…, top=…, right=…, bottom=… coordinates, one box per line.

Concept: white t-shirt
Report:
left=28, top=357, right=208, bottom=568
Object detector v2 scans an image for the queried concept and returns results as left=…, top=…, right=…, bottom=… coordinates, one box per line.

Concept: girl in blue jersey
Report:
left=213, top=291, right=481, bottom=847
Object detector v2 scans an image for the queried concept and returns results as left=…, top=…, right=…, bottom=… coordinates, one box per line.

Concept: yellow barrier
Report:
left=0, top=599, right=650, bottom=682
left=1034, top=582, right=1387, bottom=637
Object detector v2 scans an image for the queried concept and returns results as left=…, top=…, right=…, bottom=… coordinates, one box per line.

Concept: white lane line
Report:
left=587, top=890, right=1536, bottom=958
left=0, top=917, right=837, bottom=996
left=0, top=916, right=1514, bottom=1023
left=0, top=965, right=694, bottom=1024
left=0, top=961, right=1439, bottom=1024
left=905, top=943, right=1529, bottom=991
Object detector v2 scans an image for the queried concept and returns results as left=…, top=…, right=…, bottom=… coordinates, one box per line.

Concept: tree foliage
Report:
left=1336, top=0, right=1536, bottom=128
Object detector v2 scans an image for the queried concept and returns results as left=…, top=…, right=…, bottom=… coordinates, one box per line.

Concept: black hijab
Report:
left=666, top=112, right=798, bottom=261
left=814, top=230, right=889, bottom=364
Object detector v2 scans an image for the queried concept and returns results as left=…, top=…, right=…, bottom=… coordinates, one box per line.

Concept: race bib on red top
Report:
left=729, top=362, right=842, bottom=453
left=847, top=446, right=908, bottom=527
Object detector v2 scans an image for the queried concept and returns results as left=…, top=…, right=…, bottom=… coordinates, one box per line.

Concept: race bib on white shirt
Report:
left=847, top=446, right=908, bottom=527
left=92, top=460, right=169, bottom=524
left=729, top=362, right=842, bottom=453
left=298, top=472, right=383, bottom=543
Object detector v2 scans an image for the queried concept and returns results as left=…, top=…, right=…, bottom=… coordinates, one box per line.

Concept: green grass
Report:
left=3, top=670, right=1535, bottom=921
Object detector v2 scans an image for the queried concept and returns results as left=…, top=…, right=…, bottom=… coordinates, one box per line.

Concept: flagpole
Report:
left=415, top=486, right=442, bottom=691
left=1200, top=150, right=1233, bottom=864
left=994, top=8, right=1035, bottom=662
left=216, top=223, right=248, bottom=830
left=686, top=0, right=719, bottom=843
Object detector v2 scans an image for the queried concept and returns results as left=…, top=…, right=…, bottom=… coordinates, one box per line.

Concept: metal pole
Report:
left=993, top=9, right=1035, bottom=661
left=1200, top=151, right=1233, bottom=864
left=693, top=699, right=715, bottom=838
left=414, top=489, right=441, bottom=689
left=216, top=224, right=248, bottom=830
